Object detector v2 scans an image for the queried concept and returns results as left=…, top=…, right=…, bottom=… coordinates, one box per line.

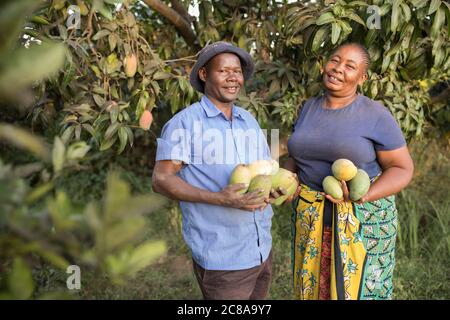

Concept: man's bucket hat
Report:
left=189, top=41, right=254, bottom=93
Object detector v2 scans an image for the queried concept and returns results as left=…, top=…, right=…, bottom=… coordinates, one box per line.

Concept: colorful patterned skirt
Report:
left=291, top=184, right=398, bottom=300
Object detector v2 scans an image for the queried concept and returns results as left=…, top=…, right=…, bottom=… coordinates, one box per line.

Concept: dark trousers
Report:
left=192, top=251, right=273, bottom=300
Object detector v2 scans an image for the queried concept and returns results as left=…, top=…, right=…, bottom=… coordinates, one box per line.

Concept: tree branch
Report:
left=143, top=0, right=200, bottom=51
left=170, top=0, right=193, bottom=24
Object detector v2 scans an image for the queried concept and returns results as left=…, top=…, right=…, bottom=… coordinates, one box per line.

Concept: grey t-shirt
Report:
left=287, top=94, right=406, bottom=191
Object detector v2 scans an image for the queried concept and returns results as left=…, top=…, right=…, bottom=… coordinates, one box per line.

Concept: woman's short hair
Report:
left=331, top=43, right=371, bottom=74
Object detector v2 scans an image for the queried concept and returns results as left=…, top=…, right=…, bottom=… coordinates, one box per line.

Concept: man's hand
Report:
left=269, top=186, right=287, bottom=202
left=218, top=184, right=268, bottom=212
left=268, top=174, right=301, bottom=205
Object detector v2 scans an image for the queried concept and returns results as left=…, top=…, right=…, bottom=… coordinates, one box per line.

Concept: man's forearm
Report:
left=153, top=173, right=222, bottom=205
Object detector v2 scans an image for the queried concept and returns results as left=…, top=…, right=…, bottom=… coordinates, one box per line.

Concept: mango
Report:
left=76, top=0, right=89, bottom=16
left=332, top=159, right=357, bottom=181
left=348, top=169, right=370, bottom=201
left=139, top=110, right=153, bottom=130
left=271, top=168, right=298, bottom=205
left=124, top=53, right=138, bottom=77
left=229, top=164, right=252, bottom=194
left=248, top=174, right=272, bottom=198
left=271, top=168, right=296, bottom=190
left=270, top=159, right=279, bottom=175
left=322, top=176, right=343, bottom=200
left=52, top=0, right=66, bottom=10
left=248, top=160, right=273, bottom=178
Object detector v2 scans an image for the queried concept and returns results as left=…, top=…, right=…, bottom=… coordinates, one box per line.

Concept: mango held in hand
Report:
left=248, top=174, right=272, bottom=198
left=269, top=159, right=279, bottom=175
left=124, top=53, right=138, bottom=77
left=348, top=169, right=370, bottom=201
left=322, top=176, right=343, bottom=200
left=332, top=159, right=357, bottom=181
left=271, top=168, right=299, bottom=206
left=139, top=110, right=153, bottom=130
left=247, top=160, right=273, bottom=178
left=228, top=164, right=252, bottom=194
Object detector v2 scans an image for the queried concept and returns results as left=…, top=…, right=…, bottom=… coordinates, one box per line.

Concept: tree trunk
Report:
left=142, top=0, right=200, bottom=51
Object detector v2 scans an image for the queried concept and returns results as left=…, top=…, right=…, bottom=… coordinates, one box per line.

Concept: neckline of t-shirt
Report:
left=319, top=94, right=362, bottom=111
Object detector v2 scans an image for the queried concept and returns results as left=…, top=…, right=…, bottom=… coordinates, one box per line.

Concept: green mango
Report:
left=322, top=176, right=343, bottom=200
left=348, top=169, right=370, bottom=201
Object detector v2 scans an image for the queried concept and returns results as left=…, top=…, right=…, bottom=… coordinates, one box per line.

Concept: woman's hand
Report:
left=218, top=184, right=268, bottom=212
left=321, top=180, right=370, bottom=204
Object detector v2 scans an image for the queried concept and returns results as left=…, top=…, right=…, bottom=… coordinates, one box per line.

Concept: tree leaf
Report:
left=316, top=12, right=335, bottom=26
left=110, top=104, right=119, bottom=124
left=391, top=0, right=402, bottom=33
left=410, top=0, right=429, bottom=9
left=125, top=241, right=166, bottom=276
left=0, top=43, right=66, bottom=96
left=153, top=71, right=171, bottom=80
left=8, top=258, right=34, bottom=300
left=346, top=12, right=366, bottom=26
left=331, top=22, right=341, bottom=45
left=61, top=126, right=75, bottom=144
left=117, top=126, right=127, bottom=154
left=93, top=94, right=106, bottom=107
left=125, top=126, right=134, bottom=147
left=67, top=141, right=91, bottom=160
left=0, top=124, right=50, bottom=161
left=0, top=0, right=39, bottom=58
left=312, top=27, right=328, bottom=53
left=108, top=33, right=118, bottom=51
left=100, top=135, right=117, bottom=151
left=431, top=6, right=445, bottom=39
left=104, top=122, right=120, bottom=140
left=401, top=3, right=412, bottom=22
left=52, top=136, right=66, bottom=173
left=428, top=0, right=442, bottom=15
left=92, top=29, right=111, bottom=41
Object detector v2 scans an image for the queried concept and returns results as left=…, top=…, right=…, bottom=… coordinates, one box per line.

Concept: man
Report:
left=152, top=41, right=274, bottom=300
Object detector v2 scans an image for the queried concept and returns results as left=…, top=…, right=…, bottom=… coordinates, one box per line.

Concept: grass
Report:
left=34, top=137, right=449, bottom=300
left=392, top=137, right=450, bottom=300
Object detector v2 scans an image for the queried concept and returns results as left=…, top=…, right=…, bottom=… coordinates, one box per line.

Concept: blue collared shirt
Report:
left=156, top=96, right=273, bottom=270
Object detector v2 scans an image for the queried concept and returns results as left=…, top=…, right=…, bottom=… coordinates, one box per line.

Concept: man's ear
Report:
left=358, top=72, right=368, bottom=86
left=198, top=67, right=207, bottom=82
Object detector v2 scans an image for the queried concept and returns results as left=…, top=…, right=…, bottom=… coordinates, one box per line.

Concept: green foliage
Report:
left=0, top=0, right=66, bottom=100
left=1, top=0, right=449, bottom=300
left=393, top=137, right=450, bottom=299
left=29, top=0, right=200, bottom=155
left=20, top=0, right=448, bottom=147
left=0, top=155, right=167, bottom=298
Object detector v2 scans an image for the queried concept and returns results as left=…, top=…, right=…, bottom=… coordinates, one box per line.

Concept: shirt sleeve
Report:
left=372, top=108, right=406, bottom=151
left=155, top=114, right=191, bottom=164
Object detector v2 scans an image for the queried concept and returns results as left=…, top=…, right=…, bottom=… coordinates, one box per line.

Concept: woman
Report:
left=283, top=43, right=414, bottom=300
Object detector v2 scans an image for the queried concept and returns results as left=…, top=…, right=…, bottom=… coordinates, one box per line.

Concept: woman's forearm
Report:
left=366, top=166, right=413, bottom=202
left=282, top=156, right=297, bottom=173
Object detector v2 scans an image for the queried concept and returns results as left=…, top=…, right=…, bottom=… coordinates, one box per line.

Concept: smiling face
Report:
left=322, top=45, right=368, bottom=97
left=198, top=53, right=244, bottom=106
